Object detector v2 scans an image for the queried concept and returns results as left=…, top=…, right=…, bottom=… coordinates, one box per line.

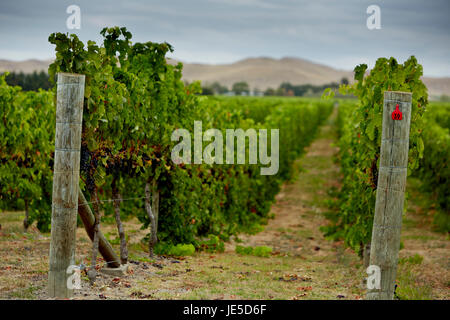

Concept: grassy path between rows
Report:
left=0, top=108, right=448, bottom=299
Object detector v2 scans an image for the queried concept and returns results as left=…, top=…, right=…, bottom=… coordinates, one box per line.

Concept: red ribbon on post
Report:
left=391, top=104, right=402, bottom=120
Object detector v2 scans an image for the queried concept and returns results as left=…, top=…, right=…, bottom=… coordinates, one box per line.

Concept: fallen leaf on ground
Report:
left=278, top=274, right=311, bottom=282
left=297, top=286, right=312, bottom=291
left=291, top=293, right=308, bottom=299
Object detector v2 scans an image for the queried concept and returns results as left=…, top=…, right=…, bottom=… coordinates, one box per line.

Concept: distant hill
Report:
left=0, top=59, right=52, bottom=74
left=1, top=57, right=449, bottom=97
left=172, top=57, right=354, bottom=89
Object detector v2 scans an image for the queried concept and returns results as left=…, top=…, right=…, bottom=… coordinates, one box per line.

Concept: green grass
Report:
left=402, top=234, right=438, bottom=241
left=396, top=254, right=432, bottom=300
left=402, top=218, right=419, bottom=228
left=399, top=254, right=424, bottom=265
left=235, top=245, right=273, bottom=257
left=9, top=285, right=40, bottom=299
left=396, top=270, right=433, bottom=300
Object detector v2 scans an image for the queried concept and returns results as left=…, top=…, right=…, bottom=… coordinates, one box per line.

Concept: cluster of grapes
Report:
left=16, top=157, right=32, bottom=168
left=104, top=158, right=121, bottom=175
left=80, top=145, right=92, bottom=174
left=91, top=157, right=99, bottom=168
left=80, top=145, right=97, bottom=191
left=105, top=158, right=137, bottom=177
left=85, top=174, right=95, bottom=192
left=81, top=143, right=158, bottom=183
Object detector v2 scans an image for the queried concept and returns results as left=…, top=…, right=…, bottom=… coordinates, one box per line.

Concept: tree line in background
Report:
left=200, top=78, right=349, bottom=97
left=3, top=71, right=52, bottom=91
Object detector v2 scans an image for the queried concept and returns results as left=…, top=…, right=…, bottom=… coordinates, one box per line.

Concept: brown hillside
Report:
left=0, top=59, right=52, bottom=74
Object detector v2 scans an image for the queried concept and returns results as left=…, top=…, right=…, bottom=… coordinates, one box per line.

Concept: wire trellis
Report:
left=78, top=196, right=151, bottom=206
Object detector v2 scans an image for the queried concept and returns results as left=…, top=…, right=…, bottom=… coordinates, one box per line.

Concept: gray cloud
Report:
left=0, top=0, right=449, bottom=76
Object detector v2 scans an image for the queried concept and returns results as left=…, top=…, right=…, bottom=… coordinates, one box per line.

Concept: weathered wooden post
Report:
left=48, top=73, right=85, bottom=298
left=367, top=91, right=412, bottom=300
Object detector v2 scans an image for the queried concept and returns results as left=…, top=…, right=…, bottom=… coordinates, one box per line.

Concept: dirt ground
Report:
left=0, top=111, right=448, bottom=300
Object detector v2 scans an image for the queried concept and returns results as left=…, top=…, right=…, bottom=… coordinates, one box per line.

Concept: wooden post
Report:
left=367, top=91, right=412, bottom=300
left=48, top=73, right=85, bottom=298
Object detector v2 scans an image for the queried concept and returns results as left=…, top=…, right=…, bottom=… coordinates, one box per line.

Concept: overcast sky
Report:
left=0, top=0, right=449, bottom=77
